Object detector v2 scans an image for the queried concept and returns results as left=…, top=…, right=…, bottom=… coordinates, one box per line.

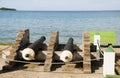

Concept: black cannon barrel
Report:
left=20, top=36, right=46, bottom=61
left=63, top=37, right=74, bottom=52
left=60, top=38, right=74, bottom=62
left=28, top=36, right=46, bottom=53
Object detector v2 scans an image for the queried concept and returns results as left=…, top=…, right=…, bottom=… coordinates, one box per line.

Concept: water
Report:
left=0, top=11, right=120, bottom=44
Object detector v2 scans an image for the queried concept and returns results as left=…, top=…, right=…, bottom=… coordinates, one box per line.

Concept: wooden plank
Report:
left=3, top=29, right=30, bottom=70
left=44, top=31, right=59, bottom=72
left=83, top=31, right=91, bottom=73
left=9, top=29, right=29, bottom=60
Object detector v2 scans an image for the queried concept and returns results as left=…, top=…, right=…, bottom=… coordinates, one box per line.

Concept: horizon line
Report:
left=15, top=9, right=120, bottom=11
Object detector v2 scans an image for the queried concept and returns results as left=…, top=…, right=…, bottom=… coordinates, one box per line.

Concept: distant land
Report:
left=0, top=7, right=16, bottom=11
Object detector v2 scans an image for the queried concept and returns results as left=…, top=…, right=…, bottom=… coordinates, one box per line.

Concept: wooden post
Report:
left=83, top=31, right=91, bottom=73
left=44, top=31, right=59, bottom=72
left=94, top=33, right=101, bottom=60
left=3, top=29, right=30, bottom=70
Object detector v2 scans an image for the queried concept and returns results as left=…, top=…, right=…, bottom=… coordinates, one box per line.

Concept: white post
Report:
left=94, top=33, right=100, bottom=52
left=103, top=47, right=115, bottom=77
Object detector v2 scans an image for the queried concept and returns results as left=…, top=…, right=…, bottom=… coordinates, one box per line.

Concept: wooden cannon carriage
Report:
left=2, top=29, right=112, bottom=74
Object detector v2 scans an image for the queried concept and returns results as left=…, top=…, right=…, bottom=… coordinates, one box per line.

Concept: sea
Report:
left=0, top=11, right=120, bottom=44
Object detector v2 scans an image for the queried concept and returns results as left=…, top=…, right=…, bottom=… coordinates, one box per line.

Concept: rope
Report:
left=0, top=42, right=104, bottom=65
left=97, top=39, right=104, bottom=56
left=1, top=57, right=103, bottom=65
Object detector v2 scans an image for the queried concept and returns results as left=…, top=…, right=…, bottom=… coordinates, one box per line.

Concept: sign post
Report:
left=103, top=47, right=115, bottom=77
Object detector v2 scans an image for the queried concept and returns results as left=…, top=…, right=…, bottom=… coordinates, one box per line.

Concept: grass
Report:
left=105, top=75, right=120, bottom=78
left=90, top=31, right=117, bottom=44
left=0, top=42, right=12, bottom=45
left=0, top=49, right=2, bottom=53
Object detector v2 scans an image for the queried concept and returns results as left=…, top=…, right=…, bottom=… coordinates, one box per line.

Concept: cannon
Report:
left=60, top=38, right=74, bottom=62
left=20, top=36, right=46, bottom=61
left=2, top=30, right=102, bottom=73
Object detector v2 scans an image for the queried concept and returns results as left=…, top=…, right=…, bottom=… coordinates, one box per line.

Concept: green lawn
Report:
left=90, top=31, right=117, bottom=44
left=105, top=75, right=120, bottom=78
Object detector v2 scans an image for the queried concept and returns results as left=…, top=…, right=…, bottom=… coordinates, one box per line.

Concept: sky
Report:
left=0, top=0, right=120, bottom=11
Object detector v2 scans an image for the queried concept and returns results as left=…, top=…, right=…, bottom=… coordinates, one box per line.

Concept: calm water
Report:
left=0, top=11, right=120, bottom=44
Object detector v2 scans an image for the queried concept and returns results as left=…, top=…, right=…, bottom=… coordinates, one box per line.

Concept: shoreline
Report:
left=0, top=42, right=12, bottom=45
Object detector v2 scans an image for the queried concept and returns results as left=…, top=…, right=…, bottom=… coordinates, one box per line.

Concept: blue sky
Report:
left=0, top=0, right=120, bottom=11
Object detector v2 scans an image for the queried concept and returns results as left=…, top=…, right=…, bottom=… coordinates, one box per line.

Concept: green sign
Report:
left=90, top=31, right=117, bottom=44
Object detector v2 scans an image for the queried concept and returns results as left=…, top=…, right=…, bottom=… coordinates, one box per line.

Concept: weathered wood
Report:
left=115, top=66, right=120, bottom=74
left=83, top=31, right=91, bottom=73
left=3, top=29, right=30, bottom=70
left=9, top=29, right=29, bottom=59
left=44, top=31, right=59, bottom=72
left=115, top=55, right=120, bottom=74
